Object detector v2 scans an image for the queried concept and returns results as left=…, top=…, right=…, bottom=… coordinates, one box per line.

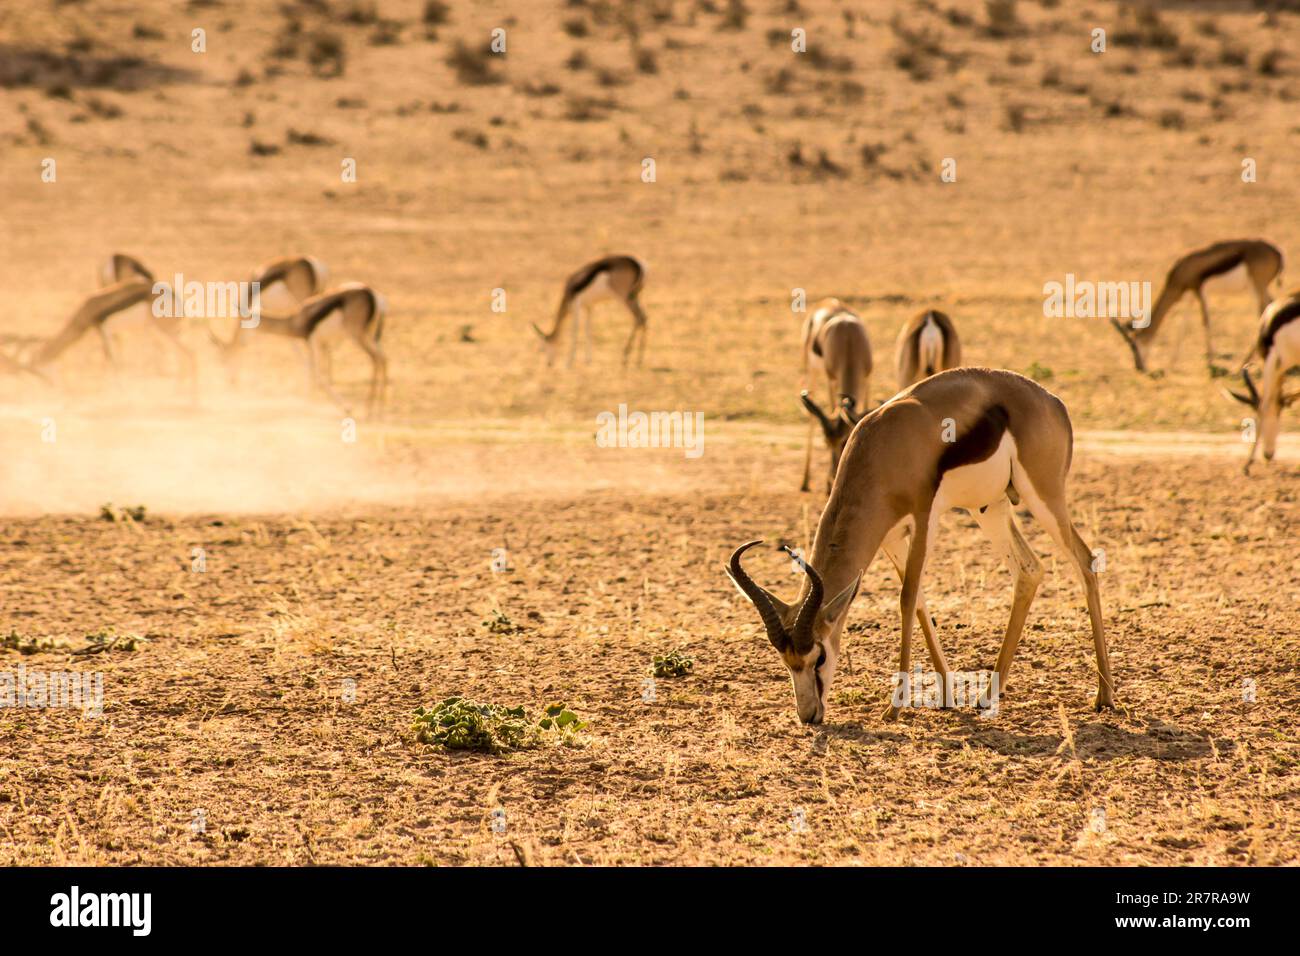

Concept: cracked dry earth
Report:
left=1, top=447, right=1296, bottom=865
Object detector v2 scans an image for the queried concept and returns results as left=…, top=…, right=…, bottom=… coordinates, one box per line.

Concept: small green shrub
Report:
left=413, top=697, right=587, bottom=753
left=653, top=650, right=694, bottom=678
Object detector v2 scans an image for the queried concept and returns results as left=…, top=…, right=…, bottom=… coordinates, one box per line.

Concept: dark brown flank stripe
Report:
left=567, top=255, right=640, bottom=297
left=936, top=404, right=1010, bottom=484
left=113, top=255, right=153, bottom=284
left=256, top=261, right=295, bottom=285
left=1197, top=249, right=1247, bottom=281
left=1259, top=298, right=1300, bottom=356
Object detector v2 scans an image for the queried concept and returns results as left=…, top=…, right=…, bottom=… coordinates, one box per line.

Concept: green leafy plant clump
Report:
left=413, top=697, right=587, bottom=754
left=653, top=650, right=694, bottom=678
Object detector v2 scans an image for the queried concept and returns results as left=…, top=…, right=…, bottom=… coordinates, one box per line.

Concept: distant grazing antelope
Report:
left=32, top=276, right=196, bottom=397
left=1111, top=239, right=1283, bottom=373
left=1224, top=291, right=1300, bottom=473
left=895, top=308, right=961, bottom=390
left=211, top=282, right=388, bottom=414
left=94, top=253, right=197, bottom=381
left=218, top=257, right=332, bottom=382
left=799, top=298, right=872, bottom=493
left=530, top=255, right=648, bottom=368
left=251, top=255, right=329, bottom=307
left=727, top=368, right=1115, bottom=725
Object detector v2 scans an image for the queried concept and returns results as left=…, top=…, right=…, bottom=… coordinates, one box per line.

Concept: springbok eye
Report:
left=815, top=647, right=827, bottom=670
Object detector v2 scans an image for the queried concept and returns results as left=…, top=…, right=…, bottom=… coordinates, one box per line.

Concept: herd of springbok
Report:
left=729, top=236, right=1297, bottom=724
left=3, top=253, right=389, bottom=415
left=2, top=239, right=1297, bottom=726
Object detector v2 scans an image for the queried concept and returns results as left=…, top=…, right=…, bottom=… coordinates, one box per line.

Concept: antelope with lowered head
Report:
left=216, top=255, right=331, bottom=383
left=211, top=282, right=388, bottom=415
left=799, top=297, right=872, bottom=493
left=33, top=272, right=196, bottom=398
left=531, top=255, right=648, bottom=368
left=92, top=254, right=198, bottom=385
left=1225, top=290, right=1300, bottom=473
left=895, top=308, right=961, bottom=390
left=1111, top=239, right=1283, bottom=373
left=727, top=368, right=1116, bottom=725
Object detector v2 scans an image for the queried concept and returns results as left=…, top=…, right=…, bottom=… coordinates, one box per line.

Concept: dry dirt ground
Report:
left=1, top=0, right=1299, bottom=865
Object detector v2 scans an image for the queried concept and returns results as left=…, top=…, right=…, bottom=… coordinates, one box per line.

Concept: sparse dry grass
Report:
left=0, top=0, right=1298, bottom=866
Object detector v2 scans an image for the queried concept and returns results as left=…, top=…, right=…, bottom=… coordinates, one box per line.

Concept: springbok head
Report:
left=1224, top=369, right=1300, bottom=466
left=726, top=540, right=860, bottom=725
left=800, top=391, right=867, bottom=488
left=529, top=322, right=559, bottom=366
left=1109, top=318, right=1148, bottom=373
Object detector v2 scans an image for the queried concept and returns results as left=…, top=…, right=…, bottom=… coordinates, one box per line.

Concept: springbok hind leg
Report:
left=1195, top=289, right=1219, bottom=372
left=1023, top=487, right=1116, bottom=711
left=971, top=498, right=1044, bottom=709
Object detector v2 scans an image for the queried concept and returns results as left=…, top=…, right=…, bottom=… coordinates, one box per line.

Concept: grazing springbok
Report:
left=1224, top=291, right=1300, bottom=473
left=93, top=253, right=197, bottom=383
left=31, top=276, right=196, bottom=398
left=251, top=255, right=329, bottom=307
left=530, top=255, right=648, bottom=368
left=799, top=297, right=872, bottom=493
left=1111, top=239, right=1283, bottom=373
left=895, top=308, right=961, bottom=390
left=211, top=282, right=388, bottom=415
left=223, top=255, right=334, bottom=380
left=727, top=367, right=1115, bottom=725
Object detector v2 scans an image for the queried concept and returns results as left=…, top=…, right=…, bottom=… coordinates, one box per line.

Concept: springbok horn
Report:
left=782, top=545, right=824, bottom=654
left=727, top=540, right=789, bottom=651
left=1222, top=387, right=1256, bottom=407
left=1109, top=318, right=1147, bottom=373
left=801, top=390, right=840, bottom=439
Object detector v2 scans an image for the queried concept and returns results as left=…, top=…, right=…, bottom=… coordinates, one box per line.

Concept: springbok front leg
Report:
left=971, top=497, right=1044, bottom=708
left=885, top=507, right=932, bottom=721
left=881, top=527, right=952, bottom=707
left=800, top=418, right=815, bottom=493
left=1195, top=288, right=1216, bottom=370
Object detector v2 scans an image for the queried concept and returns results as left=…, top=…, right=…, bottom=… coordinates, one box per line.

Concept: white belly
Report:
left=934, top=432, right=1015, bottom=511
left=1270, top=318, right=1300, bottom=370
left=573, top=271, right=615, bottom=308
left=311, top=310, right=347, bottom=344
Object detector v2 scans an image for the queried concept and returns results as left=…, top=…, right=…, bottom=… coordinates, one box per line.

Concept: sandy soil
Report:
left=1, top=0, right=1299, bottom=865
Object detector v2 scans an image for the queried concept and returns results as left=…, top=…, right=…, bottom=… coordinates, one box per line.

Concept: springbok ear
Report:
left=820, top=573, right=861, bottom=625
left=839, top=397, right=866, bottom=425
